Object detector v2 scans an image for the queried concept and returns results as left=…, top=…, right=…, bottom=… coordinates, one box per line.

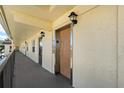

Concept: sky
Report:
left=0, top=24, right=8, bottom=40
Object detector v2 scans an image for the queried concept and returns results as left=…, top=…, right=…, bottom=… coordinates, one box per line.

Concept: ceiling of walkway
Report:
left=2, top=5, right=75, bottom=46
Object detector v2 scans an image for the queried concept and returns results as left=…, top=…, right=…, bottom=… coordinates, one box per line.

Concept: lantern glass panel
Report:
left=70, top=16, right=73, bottom=21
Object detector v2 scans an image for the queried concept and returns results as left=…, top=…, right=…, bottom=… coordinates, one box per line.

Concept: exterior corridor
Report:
left=13, top=52, right=72, bottom=88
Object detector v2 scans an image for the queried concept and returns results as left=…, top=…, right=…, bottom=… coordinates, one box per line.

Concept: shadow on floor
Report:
left=13, top=52, right=72, bottom=88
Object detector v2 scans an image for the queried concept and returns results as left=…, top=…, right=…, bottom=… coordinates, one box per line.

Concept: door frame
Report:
left=39, top=37, right=43, bottom=66
left=55, top=24, right=73, bottom=83
left=25, top=41, right=28, bottom=56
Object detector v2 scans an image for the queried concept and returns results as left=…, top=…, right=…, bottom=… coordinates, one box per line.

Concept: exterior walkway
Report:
left=13, top=52, right=72, bottom=88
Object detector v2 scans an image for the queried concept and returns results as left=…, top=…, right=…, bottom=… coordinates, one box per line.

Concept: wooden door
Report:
left=39, top=37, right=42, bottom=66
left=55, top=25, right=71, bottom=79
left=60, top=28, right=70, bottom=78
left=25, top=42, right=28, bottom=56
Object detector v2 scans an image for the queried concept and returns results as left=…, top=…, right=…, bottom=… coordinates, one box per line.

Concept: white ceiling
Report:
left=2, top=5, right=75, bottom=45
left=14, top=22, right=41, bottom=43
left=4, top=5, right=75, bottom=22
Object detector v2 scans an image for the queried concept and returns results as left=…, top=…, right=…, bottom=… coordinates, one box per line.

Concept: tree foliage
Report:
left=0, top=45, right=4, bottom=53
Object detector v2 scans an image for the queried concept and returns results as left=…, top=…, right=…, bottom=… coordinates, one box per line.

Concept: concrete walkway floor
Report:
left=13, top=52, right=72, bottom=88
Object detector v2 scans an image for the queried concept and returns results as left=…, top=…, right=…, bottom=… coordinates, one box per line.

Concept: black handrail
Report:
left=0, top=50, right=15, bottom=88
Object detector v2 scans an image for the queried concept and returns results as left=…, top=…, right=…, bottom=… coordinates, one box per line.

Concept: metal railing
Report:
left=0, top=50, right=15, bottom=88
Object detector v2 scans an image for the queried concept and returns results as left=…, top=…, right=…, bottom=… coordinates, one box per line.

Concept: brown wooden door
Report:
left=59, top=27, right=71, bottom=79
left=39, top=37, right=42, bottom=66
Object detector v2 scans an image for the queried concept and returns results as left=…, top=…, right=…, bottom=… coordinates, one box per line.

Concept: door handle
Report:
left=56, top=40, right=59, bottom=43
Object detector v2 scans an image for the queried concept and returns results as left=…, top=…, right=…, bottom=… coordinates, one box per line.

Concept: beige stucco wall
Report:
left=4, top=44, right=11, bottom=56
left=4, top=40, right=15, bottom=56
left=42, top=31, right=53, bottom=73
left=19, top=43, right=25, bottom=54
left=118, top=6, right=124, bottom=88
left=73, top=6, right=117, bottom=88
left=19, top=31, right=54, bottom=73
left=19, top=33, right=39, bottom=63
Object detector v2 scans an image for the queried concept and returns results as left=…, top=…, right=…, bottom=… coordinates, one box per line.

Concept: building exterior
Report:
left=1, top=5, right=124, bottom=88
left=2, top=39, right=12, bottom=56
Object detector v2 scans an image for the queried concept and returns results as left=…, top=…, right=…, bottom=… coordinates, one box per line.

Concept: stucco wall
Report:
left=73, top=6, right=117, bottom=88
left=19, top=31, right=54, bottom=73
left=19, top=43, right=25, bottom=54
left=42, top=31, right=53, bottom=73
left=4, top=41, right=14, bottom=56
left=4, top=44, right=11, bottom=56
left=118, top=6, right=124, bottom=88
left=19, top=34, right=39, bottom=63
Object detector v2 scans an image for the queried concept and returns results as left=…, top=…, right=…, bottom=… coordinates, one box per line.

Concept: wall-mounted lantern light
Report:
left=40, top=31, right=45, bottom=39
left=25, top=41, right=27, bottom=44
left=68, top=12, right=78, bottom=25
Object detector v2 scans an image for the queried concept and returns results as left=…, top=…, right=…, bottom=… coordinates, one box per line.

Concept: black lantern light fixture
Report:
left=40, top=31, right=45, bottom=39
left=68, top=12, right=78, bottom=25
